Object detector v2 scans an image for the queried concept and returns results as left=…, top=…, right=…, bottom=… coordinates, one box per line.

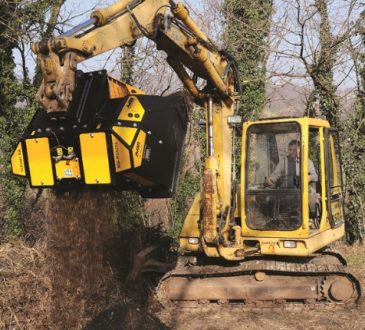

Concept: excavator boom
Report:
left=31, top=0, right=234, bottom=115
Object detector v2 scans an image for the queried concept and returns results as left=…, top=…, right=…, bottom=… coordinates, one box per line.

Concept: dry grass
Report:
left=2, top=240, right=363, bottom=329
left=0, top=237, right=123, bottom=329
left=0, top=188, right=173, bottom=329
left=0, top=240, right=51, bottom=328
left=0, top=191, right=126, bottom=329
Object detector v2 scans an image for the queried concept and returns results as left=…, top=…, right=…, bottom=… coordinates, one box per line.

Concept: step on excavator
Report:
left=11, top=0, right=361, bottom=307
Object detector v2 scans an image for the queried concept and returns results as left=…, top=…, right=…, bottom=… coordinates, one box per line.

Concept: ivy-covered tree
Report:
left=342, top=103, right=365, bottom=243
left=223, top=0, right=273, bottom=120
left=342, top=20, right=365, bottom=243
left=296, top=1, right=365, bottom=243
left=222, top=0, right=273, bottom=180
left=120, top=46, right=135, bottom=85
left=300, top=0, right=339, bottom=126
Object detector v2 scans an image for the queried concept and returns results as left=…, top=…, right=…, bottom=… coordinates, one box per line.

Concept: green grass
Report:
left=346, top=252, right=365, bottom=268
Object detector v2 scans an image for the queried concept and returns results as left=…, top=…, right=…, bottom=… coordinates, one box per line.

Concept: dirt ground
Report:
left=84, top=291, right=365, bottom=330
left=87, top=244, right=365, bottom=330
left=0, top=189, right=364, bottom=329
left=158, top=305, right=365, bottom=330
left=158, top=244, right=365, bottom=330
left=86, top=244, right=365, bottom=330
left=1, top=243, right=364, bottom=330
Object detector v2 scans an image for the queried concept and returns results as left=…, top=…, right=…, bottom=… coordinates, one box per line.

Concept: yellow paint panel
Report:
left=108, top=77, right=144, bottom=99
left=25, top=138, right=54, bottom=186
left=108, top=77, right=129, bottom=99
left=132, top=130, right=146, bottom=168
left=124, top=83, right=144, bottom=95
left=118, top=96, right=145, bottom=122
left=111, top=135, right=131, bottom=172
left=112, top=126, right=137, bottom=146
left=55, top=159, right=81, bottom=180
left=79, top=132, right=111, bottom=184
left=179, top=194, right=201, bottom=237
left=11, top=142, right=26, bottom=176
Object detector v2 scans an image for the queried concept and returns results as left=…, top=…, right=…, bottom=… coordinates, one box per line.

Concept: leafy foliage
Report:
left=110, top=191, right=145, bottom=231
left=0, top=1, right=64, bottom=238
left=0, top=76, right=36, bottom=237
left=162, top=105, right=202, bottom=241
left=168, top=168, right=200, bottom=240
left=0, top=3, right=32, bottom=237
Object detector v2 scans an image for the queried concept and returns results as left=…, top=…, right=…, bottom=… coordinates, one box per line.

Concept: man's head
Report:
left=288, top=140, right=300, bottom=159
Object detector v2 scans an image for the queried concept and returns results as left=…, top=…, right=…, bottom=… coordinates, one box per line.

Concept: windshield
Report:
left=245, top=122, right=302, bottom=231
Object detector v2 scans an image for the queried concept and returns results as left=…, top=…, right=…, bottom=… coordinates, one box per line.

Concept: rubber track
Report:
left=319, top=248, right=348, bottom=265
left=157, top=258, right=362, bottom=308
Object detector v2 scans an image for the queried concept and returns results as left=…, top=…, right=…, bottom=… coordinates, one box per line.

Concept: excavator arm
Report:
left=32, top=0, right=236, bottom=114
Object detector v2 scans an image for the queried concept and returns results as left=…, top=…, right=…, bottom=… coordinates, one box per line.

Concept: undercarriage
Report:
left=156, top=251, right=361, bottom=309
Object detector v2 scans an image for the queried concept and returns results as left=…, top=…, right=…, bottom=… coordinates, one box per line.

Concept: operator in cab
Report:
left=266, top=140, right=318, bottom=188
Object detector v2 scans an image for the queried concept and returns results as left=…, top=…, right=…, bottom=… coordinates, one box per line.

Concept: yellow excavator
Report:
left=11, top=0, right=361, bottom=307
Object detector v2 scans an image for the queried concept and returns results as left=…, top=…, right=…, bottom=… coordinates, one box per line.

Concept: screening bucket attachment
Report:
left=11, top=70, right=190, bottom=198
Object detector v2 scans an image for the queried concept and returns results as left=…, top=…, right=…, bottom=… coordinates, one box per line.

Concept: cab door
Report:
left=324, top=128, right=345, bottom=227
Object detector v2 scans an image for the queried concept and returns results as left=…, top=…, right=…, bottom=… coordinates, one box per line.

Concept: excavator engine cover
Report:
left=11, top=70, right=190, bottom=198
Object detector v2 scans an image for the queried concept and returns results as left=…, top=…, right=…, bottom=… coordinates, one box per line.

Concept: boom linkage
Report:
left=31, top=0, right=235, bottom=114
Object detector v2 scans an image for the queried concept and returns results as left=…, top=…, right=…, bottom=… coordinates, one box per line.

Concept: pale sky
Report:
left=13, top=0, right=200, bottom=82
left=13, top=0, right=363, bottom=95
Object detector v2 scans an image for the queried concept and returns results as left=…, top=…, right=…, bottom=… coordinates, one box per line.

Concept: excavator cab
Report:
left=241, top=117, right=345, bottom=256
left=179, top=116, right=346, bottom=260
left=245, top=121, right=303, bottom=231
